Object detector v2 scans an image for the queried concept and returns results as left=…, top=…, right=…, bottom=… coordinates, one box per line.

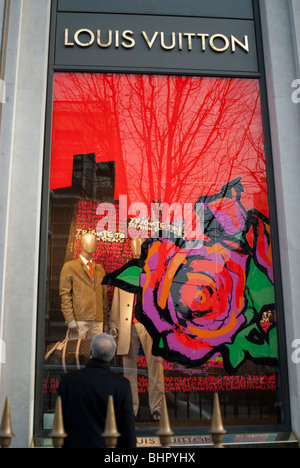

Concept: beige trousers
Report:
left=123, top=322, right=165, bottom=416
left=70, top=321, right=103, bottom=339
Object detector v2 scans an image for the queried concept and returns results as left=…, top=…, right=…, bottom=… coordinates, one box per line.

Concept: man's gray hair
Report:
left=91, top=333, right=117, bottom=363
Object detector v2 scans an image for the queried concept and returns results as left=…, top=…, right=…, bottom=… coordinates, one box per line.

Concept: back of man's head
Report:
left=91, top=333, right=117, bottom=363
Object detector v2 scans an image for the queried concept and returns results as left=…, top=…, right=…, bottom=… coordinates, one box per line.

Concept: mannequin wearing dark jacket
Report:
left=58, top=334, right=136, bottom=448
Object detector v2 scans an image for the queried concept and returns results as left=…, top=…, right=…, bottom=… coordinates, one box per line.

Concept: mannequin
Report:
left=109, top=237, right=165, bottom=421
left=59, top=233, right=109, bottom=339
left=131, top=236, right=144, bottom=259
left=80, top=232, right=97, bottom=262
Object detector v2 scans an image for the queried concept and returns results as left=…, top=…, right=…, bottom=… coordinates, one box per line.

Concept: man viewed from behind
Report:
left=58, top=333, right=136, bottom=448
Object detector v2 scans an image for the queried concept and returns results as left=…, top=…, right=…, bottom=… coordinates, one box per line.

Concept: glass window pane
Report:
left=42, top=72, right=284, bottom=436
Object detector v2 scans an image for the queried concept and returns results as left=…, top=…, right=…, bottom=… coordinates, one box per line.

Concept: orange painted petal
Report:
left=142, top=241, right=161, bottom=304
left=158, top=253, right=187, bottom=309
left=187, top=312, right=237, bottom=338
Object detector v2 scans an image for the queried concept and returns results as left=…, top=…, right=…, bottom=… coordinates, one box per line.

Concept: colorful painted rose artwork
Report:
left=103, top=178, right=278, bottom=374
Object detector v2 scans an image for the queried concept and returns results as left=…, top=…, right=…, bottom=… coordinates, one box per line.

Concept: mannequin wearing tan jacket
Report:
left=109, top=238, right=165, bottom=420
left=59, top=233, right=109, bottom=339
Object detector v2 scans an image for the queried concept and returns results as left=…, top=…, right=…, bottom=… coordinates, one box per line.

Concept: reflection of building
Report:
left=0, top=0, right=300, bottom=448
left=72, top=155, right=115, bottom=202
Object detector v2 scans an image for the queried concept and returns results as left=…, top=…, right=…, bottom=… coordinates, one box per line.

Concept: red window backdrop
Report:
left=50, top=73, right=268, bottom=217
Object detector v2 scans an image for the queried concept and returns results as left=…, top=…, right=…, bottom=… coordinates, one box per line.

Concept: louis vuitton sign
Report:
left=64, top=29, right=250, bottom=54
left=55, top=13, right=258, bottom=74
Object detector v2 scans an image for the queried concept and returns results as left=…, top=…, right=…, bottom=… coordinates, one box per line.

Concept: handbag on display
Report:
left=44, top=329, right=91, bottom=372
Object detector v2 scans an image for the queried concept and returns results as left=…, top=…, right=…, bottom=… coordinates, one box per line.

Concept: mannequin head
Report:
left=80, top=233, right=97, bottom=261
left=131, top=237, right=145, bottom=259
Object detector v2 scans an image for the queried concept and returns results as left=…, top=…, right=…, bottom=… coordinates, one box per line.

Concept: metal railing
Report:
left=0, top=392, right=226, bottom=448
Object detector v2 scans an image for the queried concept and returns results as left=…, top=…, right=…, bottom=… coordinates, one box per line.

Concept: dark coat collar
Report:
left=85, top=358, right=110, bottom=370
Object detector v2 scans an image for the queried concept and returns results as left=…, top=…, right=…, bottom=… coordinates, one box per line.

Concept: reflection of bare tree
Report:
left=52, top=73, right=267, bottom=213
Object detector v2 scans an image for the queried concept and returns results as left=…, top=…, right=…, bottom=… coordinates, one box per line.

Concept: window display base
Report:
left=33, top=432, right=298, bottom=448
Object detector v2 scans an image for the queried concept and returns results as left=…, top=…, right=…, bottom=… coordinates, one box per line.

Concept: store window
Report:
left=41, top=72, right=283, bottom=436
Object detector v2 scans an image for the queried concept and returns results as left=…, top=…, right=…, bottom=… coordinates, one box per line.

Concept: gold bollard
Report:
left=209, top=393, right=226, bottom=448
left=156, top=395, right=174, bottom=448
left=102, top=395, right=120, bottom=448
left=0, top=396, right=14, bottom=448
left=49, top=396, right=67, bottom=448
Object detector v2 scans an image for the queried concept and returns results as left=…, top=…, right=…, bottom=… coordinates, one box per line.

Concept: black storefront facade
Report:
left=33, top=0, right=295, bottom=448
